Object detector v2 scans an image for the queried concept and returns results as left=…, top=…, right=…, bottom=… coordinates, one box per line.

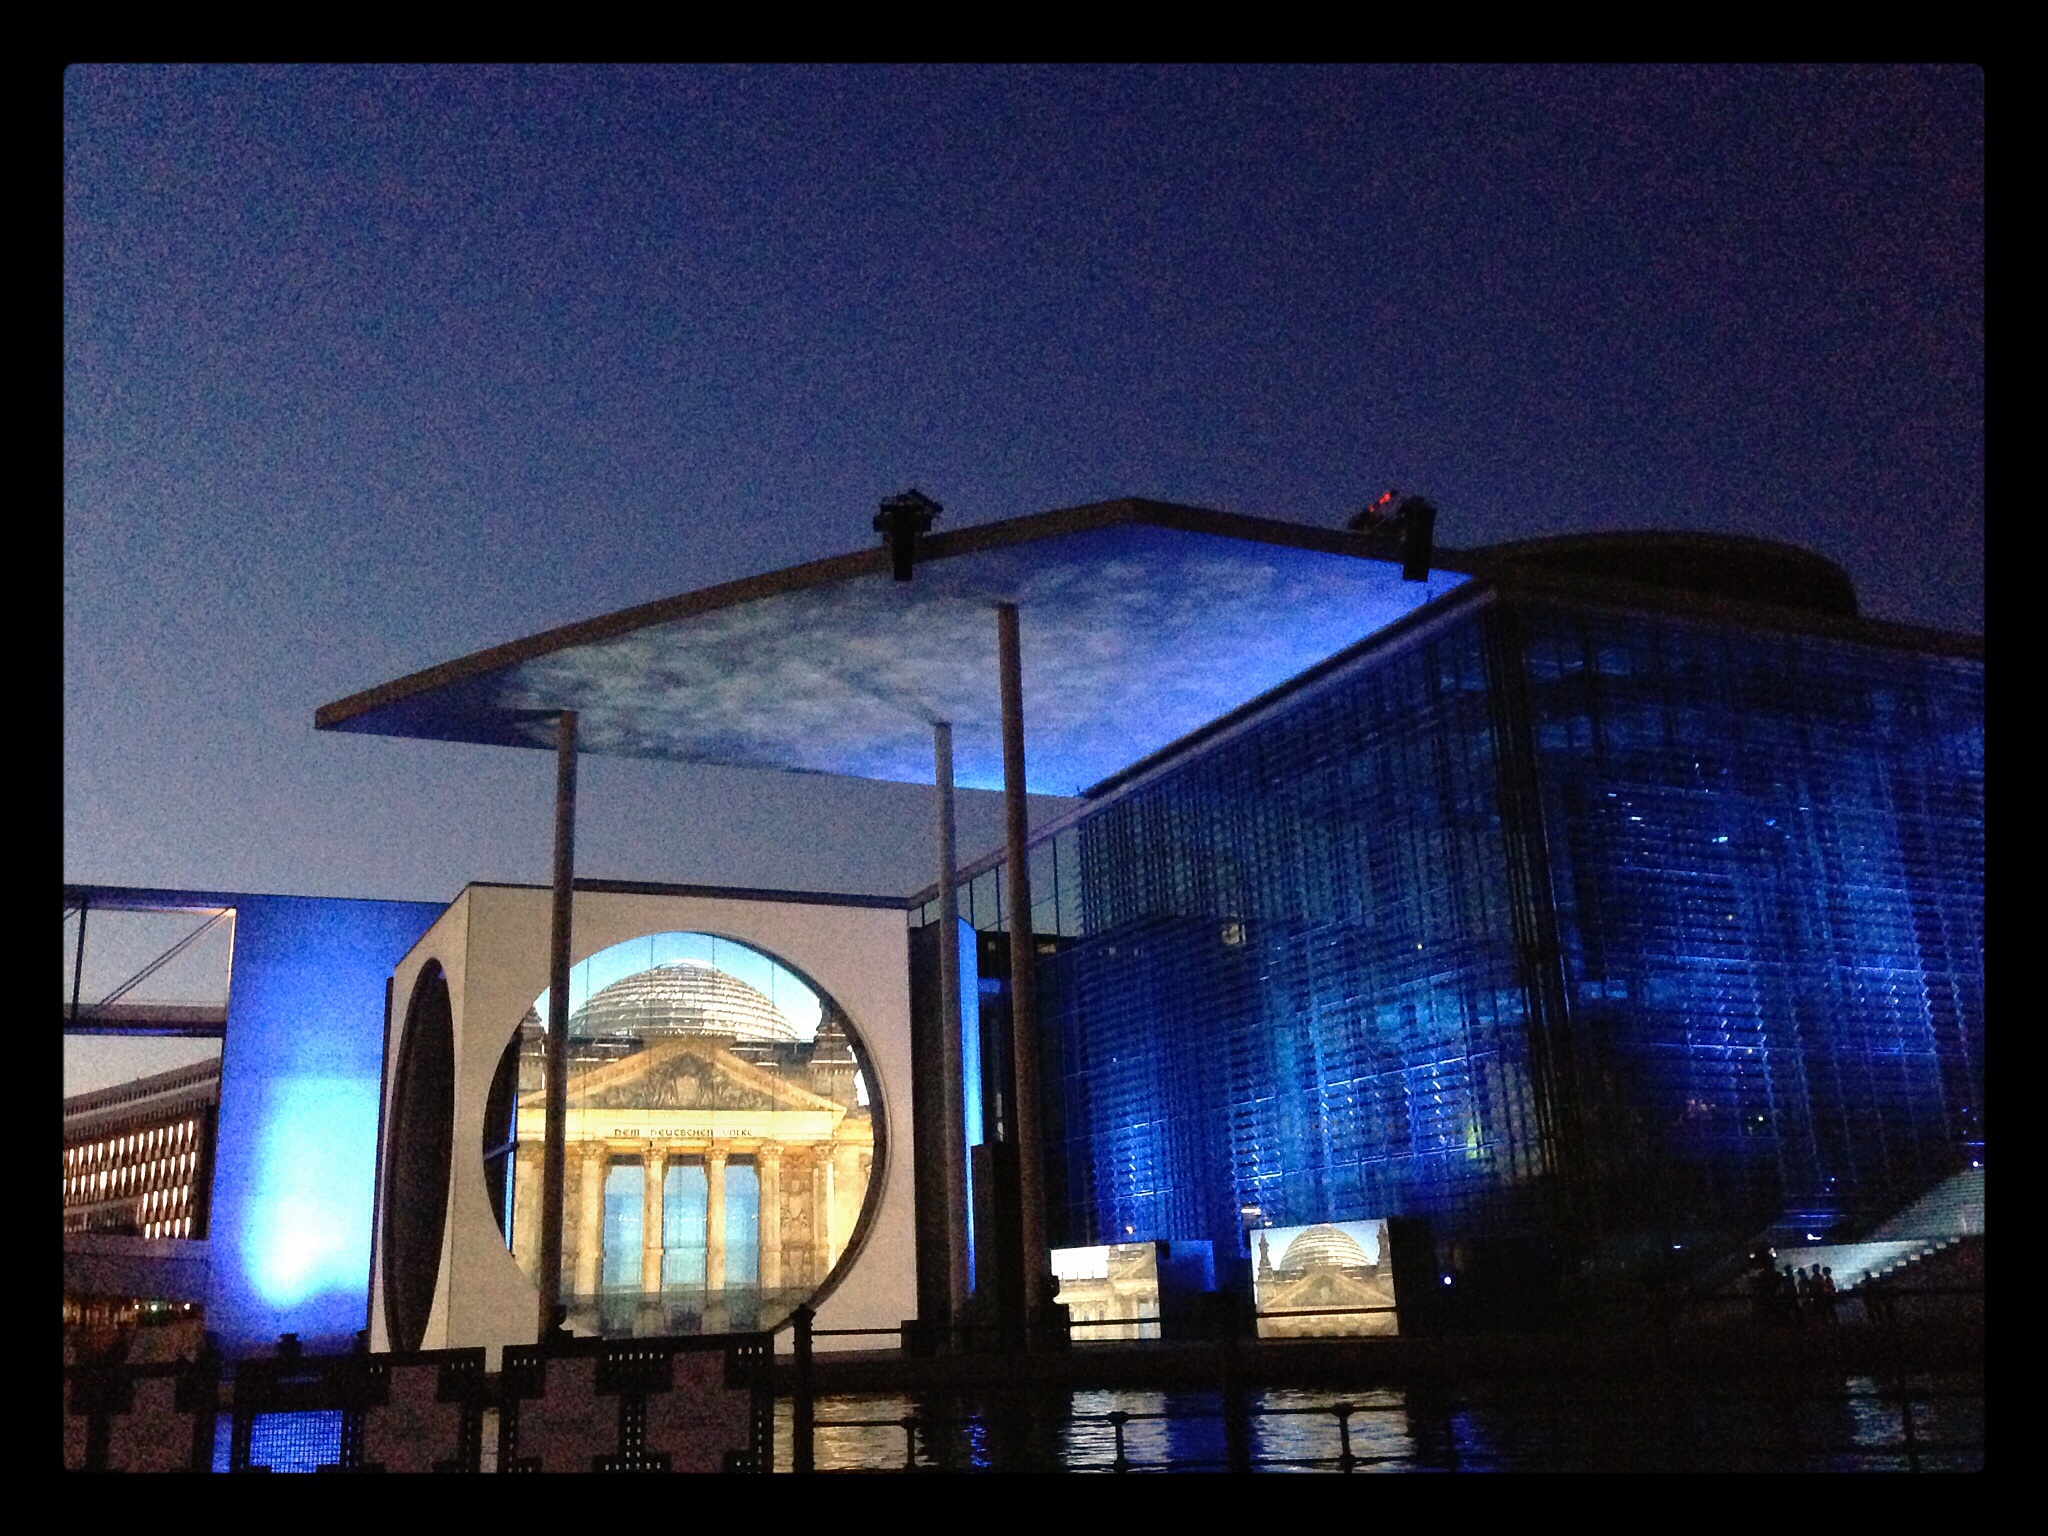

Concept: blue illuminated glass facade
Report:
left=664, top=1162, right=709, bottom=1287
left=602, top=1164, right=645, bottom=1289
left=1040, top=604, right=1546, bottom=1266
left=725, top=1162, right=762, bottom=1285
left=1516, top=600, right=1983, bottom=1244
left=931, top=587, right=1984, bottom=1284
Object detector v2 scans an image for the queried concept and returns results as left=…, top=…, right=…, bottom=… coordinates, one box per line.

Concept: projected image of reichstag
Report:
left=490, top=934, right=877, bottom=1339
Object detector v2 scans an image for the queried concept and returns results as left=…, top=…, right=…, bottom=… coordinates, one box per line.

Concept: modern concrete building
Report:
left=65, top=495, right=1979, bottom=1365
left=369, top=881, right=915, bottom=1355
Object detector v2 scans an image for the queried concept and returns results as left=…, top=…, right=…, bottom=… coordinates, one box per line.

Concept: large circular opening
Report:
left=482, top=932, right=883, bottom=1338
left=385, top=961, right=454, bottom=1353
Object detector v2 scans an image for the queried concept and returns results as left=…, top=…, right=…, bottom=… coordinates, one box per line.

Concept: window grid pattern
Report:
left=62, top=1115, right=208, bottom=1239
left=1040, top=615, right=1544, bottom=1254
left=946, top=596, right=1982, bottom=1268
left=213, top=1410, right=344, bottom=1473
left=1518, top=603, right=1984, bottom=1237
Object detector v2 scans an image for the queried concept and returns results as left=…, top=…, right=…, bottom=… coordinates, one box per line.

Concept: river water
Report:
left=776, top=1375, right=1982, bottom=1472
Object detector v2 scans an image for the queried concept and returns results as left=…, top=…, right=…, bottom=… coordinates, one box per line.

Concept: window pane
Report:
left=724, top=1160, right=759, bottom=1286
left=663, top=1162, right=707, bottom=1288
left=600, top=1164, right=643, bottom=1291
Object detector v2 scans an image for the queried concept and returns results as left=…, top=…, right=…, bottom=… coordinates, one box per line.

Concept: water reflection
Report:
left=775, top=1375, right=1981, bottom=1472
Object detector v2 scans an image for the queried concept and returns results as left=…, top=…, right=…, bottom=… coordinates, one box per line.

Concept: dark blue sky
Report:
left=64, top=65, right=1983, bottom=903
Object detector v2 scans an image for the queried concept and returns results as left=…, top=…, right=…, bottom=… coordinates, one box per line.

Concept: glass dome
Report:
left=482, top=932, right=881, bottom=1339
left=568, top=962, right=799, bottom=1045
left=1275, top=1224, right=1373, bottom=1274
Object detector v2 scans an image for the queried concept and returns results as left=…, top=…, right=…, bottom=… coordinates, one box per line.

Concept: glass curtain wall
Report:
left=1516, top=601, right=1984, bottom=1245
left=929, top=593, right=1984, bottom=1289
left=1038, top=608, right=1544, bottom=1267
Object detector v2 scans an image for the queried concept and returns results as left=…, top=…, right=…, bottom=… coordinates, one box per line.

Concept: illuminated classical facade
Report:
left=1253, top=1223, right=1397, bottom=1339
left=501, top=965, right=875, bottom=1331
left=367, top=881, right=915, bottom=1356
left=1050, top=1242, right=1162, bottom=1341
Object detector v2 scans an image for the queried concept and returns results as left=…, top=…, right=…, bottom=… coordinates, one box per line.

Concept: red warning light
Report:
left=1346, top=490, right=1406, bottom=534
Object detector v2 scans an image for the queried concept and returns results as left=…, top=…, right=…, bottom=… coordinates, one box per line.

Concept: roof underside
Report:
left=315, top=499, right=1468, bottom=797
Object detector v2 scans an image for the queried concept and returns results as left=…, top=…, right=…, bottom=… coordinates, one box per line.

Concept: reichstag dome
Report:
left=1277, top=1225, right=1373, bottom=1275
left=566, top=961, right=799, bottom=1043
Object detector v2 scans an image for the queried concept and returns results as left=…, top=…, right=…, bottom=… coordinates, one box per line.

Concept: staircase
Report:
left=1862, top=1167, right=1984, bottom=1242
left=1774, top=1168, right=1984, bottom=1291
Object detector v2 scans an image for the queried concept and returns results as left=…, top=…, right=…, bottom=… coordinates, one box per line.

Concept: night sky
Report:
left=64, top=65, right=1983, bottom=905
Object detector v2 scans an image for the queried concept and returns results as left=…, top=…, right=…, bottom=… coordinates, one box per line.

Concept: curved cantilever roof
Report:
left=314, top=498, right=1468, bottom=797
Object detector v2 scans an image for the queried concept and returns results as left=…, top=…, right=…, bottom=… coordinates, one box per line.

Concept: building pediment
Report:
left=528, top=1035, right=844, bottom=1117
left=1264, top=1266, right=1395, bottom=1312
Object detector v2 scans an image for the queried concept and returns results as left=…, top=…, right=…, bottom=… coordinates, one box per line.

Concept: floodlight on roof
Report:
left=874, top=488, right=943, bottom=580
left=1347, top=491, right=1436, bottom=582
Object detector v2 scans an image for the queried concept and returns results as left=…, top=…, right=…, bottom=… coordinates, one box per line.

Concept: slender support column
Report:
left=758, top=1147, right=783, bottom=1292
left=512, top=1140, right=544, bottom=1271
left=641, top=1145, right=667, bottom=1295
left=811, top=1155, right=833, bottom=1281
left=832, top=1141, right=863, bottom=1263
left=822, top=1143, right=840, bottom=1256
left=706, top=1148, right=728, bottom=1293
left=536, top=711, right=578, bottom=1338
left=996, top=603, right=1049, bottom=1325
left=934, top=722, right=970, bottom=1324
left=70, top=896, right=88, bottom=1025
left=573, top=1145, right=606, bottom=1298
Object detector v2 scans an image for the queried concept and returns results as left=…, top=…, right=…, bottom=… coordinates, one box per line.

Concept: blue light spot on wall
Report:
left=247, top=1077, right=379, bottom=1307
left=954, top=918, right=983, bottom=1288
left=206, top=894, right=443, bottom=1357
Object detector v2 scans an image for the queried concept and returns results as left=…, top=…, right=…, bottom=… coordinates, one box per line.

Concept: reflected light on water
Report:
left=773, top=1375, right=1982, bottom=1473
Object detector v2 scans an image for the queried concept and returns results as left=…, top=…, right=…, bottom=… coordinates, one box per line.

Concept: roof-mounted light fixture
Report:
left=874, top=488, right=943, bottom=581
left=1347, top=490, right=1438, bottom=582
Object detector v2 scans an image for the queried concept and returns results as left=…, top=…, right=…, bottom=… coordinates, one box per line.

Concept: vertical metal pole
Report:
left=1218, top=1310, right=1250, bottom=1473
left=70, top=896, right=88, bottom=1026
left=934, top=721, right=970, bottom=1328
left=536, top=711, right=578, bottom=1342
left=996, top=604, right=1049, bottom=1329
left=791, top=1302, right=816, bottom=1474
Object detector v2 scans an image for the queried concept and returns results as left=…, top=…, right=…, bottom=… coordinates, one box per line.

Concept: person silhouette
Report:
left=1749, top=1253, right=1778, bottom=1325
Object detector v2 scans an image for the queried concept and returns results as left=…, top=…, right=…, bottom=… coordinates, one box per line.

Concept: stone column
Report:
left=641, top=1144, right=667, bottom=1294
left=758, top=1146, right=783, bottom=1292
left=513, top=1140, right=544, bottom=1272
left=573, top=1144, right=607, bottom=1298
left=706, top=1148, right=728, bottom=1293
left=832, top=1140, right=864, bottom=1257
left=812, top=1150, right=834, bottom=1280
